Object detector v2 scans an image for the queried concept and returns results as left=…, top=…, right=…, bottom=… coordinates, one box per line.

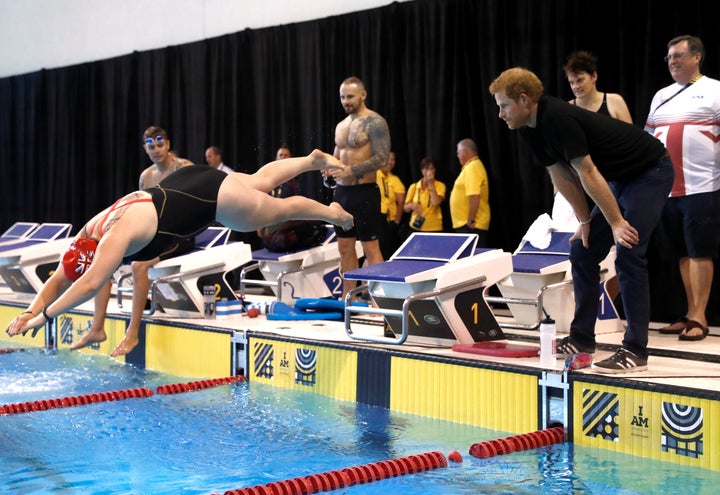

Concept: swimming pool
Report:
left=1, top=346, right=718, bottom=494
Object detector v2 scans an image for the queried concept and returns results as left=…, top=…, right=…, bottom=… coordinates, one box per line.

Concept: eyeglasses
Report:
left=663, top=52, right=690, bottom=63
left=144, top=135, right=165, bottom=145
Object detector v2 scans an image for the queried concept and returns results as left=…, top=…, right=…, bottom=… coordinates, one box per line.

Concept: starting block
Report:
left=342, top=233, right=513, bottom=345
left=0, top=222, right=39, bottom=246
left=115, top=226, right=249, bottom=318
left=241, top=229, right=362, bottom=303
left=488, top=231, right=620, bottom=334
left=145, top=241, right=252, bottom=318
left=0, top=237, right=73, bottom=298
left=0, top=223, right=74, bottom=297
left=0, top=223, right=72, bottom=253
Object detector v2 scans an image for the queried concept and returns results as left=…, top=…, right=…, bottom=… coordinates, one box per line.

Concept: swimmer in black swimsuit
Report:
left=5, top=149, right=354, bottom=338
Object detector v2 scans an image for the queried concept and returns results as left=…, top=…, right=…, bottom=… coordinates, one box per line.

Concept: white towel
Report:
left=521, top=213, right=553, bottom=250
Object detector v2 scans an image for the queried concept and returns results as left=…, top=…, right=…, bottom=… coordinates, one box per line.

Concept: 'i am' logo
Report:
left=630, top=405, right=650, bottom=439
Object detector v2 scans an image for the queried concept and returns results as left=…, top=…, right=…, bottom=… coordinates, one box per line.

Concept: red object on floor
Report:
left=452, top=341, right=540, bottom=358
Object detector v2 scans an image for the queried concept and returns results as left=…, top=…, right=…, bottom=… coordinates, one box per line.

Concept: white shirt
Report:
left=645, top=76, right=720, bottom=196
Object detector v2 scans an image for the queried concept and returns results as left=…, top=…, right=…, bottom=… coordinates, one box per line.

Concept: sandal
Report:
left=678, top=320, right=709, bottom=341
left=656, top=316, right=688, bottom=335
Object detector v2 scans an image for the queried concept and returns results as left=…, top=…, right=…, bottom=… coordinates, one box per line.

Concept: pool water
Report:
left=1, top=346, right=718, bottom=494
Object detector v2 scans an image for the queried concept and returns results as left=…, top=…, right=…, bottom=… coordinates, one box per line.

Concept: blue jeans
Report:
left=569, top=156, right=673, bottom=358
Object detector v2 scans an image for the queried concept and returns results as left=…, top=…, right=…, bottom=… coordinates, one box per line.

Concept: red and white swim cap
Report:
left=62, top=238, right=98, bottom=282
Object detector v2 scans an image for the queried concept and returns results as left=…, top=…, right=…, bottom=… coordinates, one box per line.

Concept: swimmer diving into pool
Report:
left=5, top=149, right=354, bottom=344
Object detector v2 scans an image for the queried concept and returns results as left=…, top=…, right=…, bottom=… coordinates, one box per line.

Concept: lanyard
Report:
left=651, top=77, right=700, bottom=115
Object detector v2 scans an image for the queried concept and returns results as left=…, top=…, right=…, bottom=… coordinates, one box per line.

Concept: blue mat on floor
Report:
left=265, top=298, right=368, bottom=321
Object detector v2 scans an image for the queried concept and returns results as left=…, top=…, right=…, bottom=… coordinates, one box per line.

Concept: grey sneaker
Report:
left=555, top=336, right=595, bottom=358
left=592, top=348, right=647, bottom=374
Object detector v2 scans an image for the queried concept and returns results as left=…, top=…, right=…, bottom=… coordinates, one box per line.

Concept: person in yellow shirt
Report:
left=404, top=156, right=446, bottom=234
left=449, top=138, right=490, bottom=246
left=377, top=151, right=407, bottom=258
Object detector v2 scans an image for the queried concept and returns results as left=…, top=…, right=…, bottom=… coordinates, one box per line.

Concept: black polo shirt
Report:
left=519, top=96, right=666, bottom=181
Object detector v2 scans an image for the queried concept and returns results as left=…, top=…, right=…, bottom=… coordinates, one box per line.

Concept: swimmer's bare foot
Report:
left=110, top=334, right=139, bottom=357
left=70, top=327, right=107, bottom=350
left=310, top=149, right=344, bottom=171
left=330, top=202, right=354, bottom=231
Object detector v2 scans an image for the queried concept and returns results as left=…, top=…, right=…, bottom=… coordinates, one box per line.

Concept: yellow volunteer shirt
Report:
left=378, top=171, right=406, bottom=222
left=377, top=172, right=390, bottom=215
left=406, top=180, right=446, bottom=231
left=386, top=172, right=406, bottom=222
left=449, top=156, right=490, bottom=229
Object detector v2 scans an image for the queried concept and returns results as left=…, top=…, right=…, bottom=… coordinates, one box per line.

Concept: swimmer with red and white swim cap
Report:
left=5, top=149, right=353, bottom=338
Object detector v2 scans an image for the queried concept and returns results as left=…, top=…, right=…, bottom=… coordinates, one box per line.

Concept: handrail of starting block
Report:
left=344, top=275, right=488, bottom=345
left=484, top=279, right=572, bottom=330
left=117, top=262, right=226, bottom=316
left=239, top=262, right=279, bottom=289
left=239, top=262, right=289, bottom=300
left=485, top=265, right=609, bottom=330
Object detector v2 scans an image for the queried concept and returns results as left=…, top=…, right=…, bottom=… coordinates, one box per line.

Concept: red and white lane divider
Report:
left=0, top=387, right=154, bottom=415
left=0, top=376, right=245, bottom=415
left=0, top=347, right=29, bottom=355
left=469, top=426, right=566, bottom=459
left=156, top=375, right=245, bottom=394
left=217, top=451, right=451, bottom=495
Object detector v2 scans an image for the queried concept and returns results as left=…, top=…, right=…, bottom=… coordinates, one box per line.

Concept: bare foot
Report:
left=310, top=149, right=344, bottom=171
left=330, top=202, right=354, bottom=231
left=70, top=327, right=107, bottom=350
left=110, top=334, right=139, bottom=357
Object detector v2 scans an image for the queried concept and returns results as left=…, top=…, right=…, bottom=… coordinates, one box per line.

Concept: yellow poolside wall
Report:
left=4, top=301, right=719, bottom=471
left=572, top=379, right=720, bottom=470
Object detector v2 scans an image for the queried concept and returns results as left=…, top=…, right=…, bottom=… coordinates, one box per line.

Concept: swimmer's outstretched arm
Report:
left=5, top=232, right=131, bottom=336
left=4, top=266, right=70, bottom=336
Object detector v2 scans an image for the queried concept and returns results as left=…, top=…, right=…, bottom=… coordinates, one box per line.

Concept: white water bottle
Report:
left=539, top=316, right=557, bottom=367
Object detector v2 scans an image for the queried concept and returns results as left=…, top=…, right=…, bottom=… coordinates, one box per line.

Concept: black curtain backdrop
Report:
left=1, top=0, right=718, bottom=324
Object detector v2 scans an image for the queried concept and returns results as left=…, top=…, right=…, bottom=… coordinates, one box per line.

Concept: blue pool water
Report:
left=1, top=345, right=719, bottom=494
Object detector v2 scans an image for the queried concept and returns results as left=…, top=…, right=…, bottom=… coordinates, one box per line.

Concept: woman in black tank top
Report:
left=564, top=50, right=633, bottom=123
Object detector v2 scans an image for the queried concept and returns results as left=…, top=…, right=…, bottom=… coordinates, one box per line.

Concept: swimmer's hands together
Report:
left=5, top=311, right=45, bottom=337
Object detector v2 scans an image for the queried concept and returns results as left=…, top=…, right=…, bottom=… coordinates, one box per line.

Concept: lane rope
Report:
left=0, top=348, right=30, bottom=355
left=0, top=387, right=154, bottom=415
left=0, top=376, right=245, bottom=415
left=216, top=451, right=449, bottom=495
left=469, top=426, right=566, bottom=459
left=156, top=375, right=245, bottom=394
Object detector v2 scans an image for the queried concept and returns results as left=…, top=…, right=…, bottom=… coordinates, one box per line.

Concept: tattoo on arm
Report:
left=351, top=116, right=391, bottom=178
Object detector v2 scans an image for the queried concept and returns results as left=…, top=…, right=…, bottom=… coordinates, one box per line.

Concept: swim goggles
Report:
left=144, top=135, right=165, bottom=145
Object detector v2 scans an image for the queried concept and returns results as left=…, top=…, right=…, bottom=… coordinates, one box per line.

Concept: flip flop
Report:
left=678, top=319, right=709, bottom=341
left=656, top=316, right=688, bottom=335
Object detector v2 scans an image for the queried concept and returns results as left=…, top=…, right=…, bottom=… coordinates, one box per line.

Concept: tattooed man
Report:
left=325, top=76, right=391, bottom=299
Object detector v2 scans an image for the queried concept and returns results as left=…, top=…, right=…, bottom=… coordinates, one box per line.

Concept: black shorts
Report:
left=655, top=189, right=720, bottom=259
left=332, top=183, right=384, bottom=242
